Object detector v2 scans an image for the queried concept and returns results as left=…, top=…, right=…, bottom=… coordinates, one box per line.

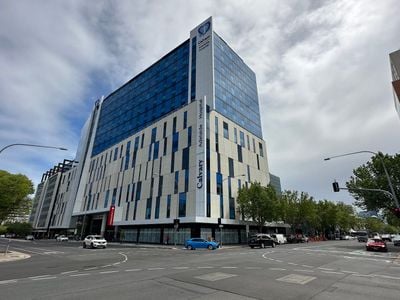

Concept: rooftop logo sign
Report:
left=198, top=21, right=210, bottom=35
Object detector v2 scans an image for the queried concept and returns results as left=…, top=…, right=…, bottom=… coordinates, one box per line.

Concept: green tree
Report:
left=0, top=170, right=34, bottom=223
left=365, top=217, right=384, bottom=233
left=346, top=153, right=400, bottom=211
left=5, top=222, right=32, bottom=237
left=237, top=183, right=278, bottom=231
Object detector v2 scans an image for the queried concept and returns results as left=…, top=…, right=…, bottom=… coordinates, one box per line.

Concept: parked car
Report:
left=381, top=234, right=392, bottom=242
left=357, top=235, right=368, bottom=243
left=83, top=235, right=107, bottom=249
left=248, top=234, right=275, bottom=248
left=25, top=235, right=34, bottom=241
left=270, top=234, right=287, bottom=244
left=56, top=235, right=68, bottom=242
left=392, top=235, right=400, bottom=246
left=366, top=238, right=388, bottom=252
left=185, top=238, right=219, bottom=250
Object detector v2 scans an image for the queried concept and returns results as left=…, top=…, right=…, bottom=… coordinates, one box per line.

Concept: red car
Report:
left=366, top=238, right=388, bottom=252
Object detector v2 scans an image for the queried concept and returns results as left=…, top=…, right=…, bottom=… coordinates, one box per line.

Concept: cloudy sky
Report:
left=1, top=0, right=399, bottom=205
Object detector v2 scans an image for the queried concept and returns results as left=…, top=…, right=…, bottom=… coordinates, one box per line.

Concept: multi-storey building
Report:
left=30, top=17, right=273, bottom=243
left=390, top=49, right=400, bottom=118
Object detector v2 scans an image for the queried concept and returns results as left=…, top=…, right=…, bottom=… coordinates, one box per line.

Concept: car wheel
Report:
left=103, top=246, right=106, bottom=249
left=83, top=243, right=86, bottom=248
left=250, top=246, right=254, bottom=249
left=187, top=245, right=193, bottom=250
left=208, top=245, right=213, bottom=250
left=272, top=242, right=275, bottom=248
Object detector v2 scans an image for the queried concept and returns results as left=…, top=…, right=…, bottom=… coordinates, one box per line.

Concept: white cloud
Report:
left=0, top=0, right=399, bottom=206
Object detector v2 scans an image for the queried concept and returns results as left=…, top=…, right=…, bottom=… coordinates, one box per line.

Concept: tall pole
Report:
left=0, top=143, right=67, bottom=154
left=324, top=150, right=399, bottom=208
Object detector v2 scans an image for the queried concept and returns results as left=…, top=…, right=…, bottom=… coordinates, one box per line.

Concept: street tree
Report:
left=346, top=153, right=400, bottom=211
left=237, top=183, right=278, bottom=232
left=0, top=170, right=34, bottom=223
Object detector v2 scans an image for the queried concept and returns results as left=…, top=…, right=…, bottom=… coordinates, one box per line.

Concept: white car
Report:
left=56, top=235, right=68, bottom=242
left=83, top=235, right=107, bottom=249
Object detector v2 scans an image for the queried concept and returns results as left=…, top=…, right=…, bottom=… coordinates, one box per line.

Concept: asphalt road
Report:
left=1, top=238, right=400, bottom=299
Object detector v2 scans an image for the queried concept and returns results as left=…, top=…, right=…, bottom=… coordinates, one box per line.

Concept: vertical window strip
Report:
left=178, top=192, right=186, bottom=217
left=166, top=195, right=171, bottom=218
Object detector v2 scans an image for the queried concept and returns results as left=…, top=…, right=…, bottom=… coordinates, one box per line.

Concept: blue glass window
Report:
left=173, top=117, right=177, bottom=133
left=219, top=194, right=223, bottom=218
left=113, top=147, right=118, bottom=161
left=213, top=33, right=262, bottom=139
left=216, top=172, right=223, bottom=195
left=184, top=169, right=189, bottom=192
left=145, top=198, right=152, bottom=219
left=125, top=202, right=130, bottom=221
left=182, top=147, right=189, bottom=170
left=190, top=37, right=196, bottom=101
left=111, top=188, right=117, bottom=205
left=259, top=142, right=264, bottom=157
left=153, top=141, right=159, bottom=160
left=234, top=128, right=238, bottom=144
left=158, top=176, right=163, bottom=196
left=92, top=40, right=189, bottom=156
left=166, top=195, right=171, bottom=218
left=135, top=181, right=142, bottom=201
left=187, top=126, right=192, bottom=147
left=163, top=122, right=167, bottom=138
left=237, top=145, right=242, bottom=163
left=151, top=127, right=157, bottom=144
left=104, top=190, right=110, bottom=208
left=183, top=111, right=187, bottom=129
left=172, top=132, right=179, bottom=153
left=174, top=171, right=179, bottom=194
left=240, top=131, right=245, bottom=147
left=124, top=141, right=131, bottom=170
left=179, top=192, right=186, bottom=217
left=223, top=122, right=229, bottom=139
left=228, top=158, right=234, bottom=177
left=155, top=197, right=160, bottom=219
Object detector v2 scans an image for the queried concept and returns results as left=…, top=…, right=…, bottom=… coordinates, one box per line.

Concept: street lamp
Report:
left=0, top=143, right=68, bottom=154
left=324, top=150, right=399, bottom=208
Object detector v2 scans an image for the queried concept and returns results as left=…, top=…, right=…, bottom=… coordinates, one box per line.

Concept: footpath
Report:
left=0, top=251, right=30, bottom=263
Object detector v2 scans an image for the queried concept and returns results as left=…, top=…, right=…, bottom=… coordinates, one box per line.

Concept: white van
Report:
left=270, top=234, right=287, bottom=244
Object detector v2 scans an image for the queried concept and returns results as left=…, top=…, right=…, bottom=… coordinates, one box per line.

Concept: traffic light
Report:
left=393, top=208, right=400, bottom=218
left=332, top=181, right=340, bottom=192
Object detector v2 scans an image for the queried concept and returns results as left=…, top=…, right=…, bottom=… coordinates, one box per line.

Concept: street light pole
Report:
left=324, top=150, right=399, bottom=208
left=0, top=143, right=68, bottom=154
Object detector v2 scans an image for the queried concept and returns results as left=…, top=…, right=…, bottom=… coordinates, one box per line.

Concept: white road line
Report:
left=29, top=275, right=51, bottom=279
left=275, top=260, right=283, bottom=263
left=373, top=274, right=400, bottom=280
left=197, top=266, right=214, bottom=269
left=301, top=265, right=313, bottom=268
left=221, top=266, right=237, bottom=269
left=351, top=274, right=372, bottom=278
left=32, top=276, right=57, bottom=281
left=70, top=273, right=90, bottom=277
left=172, top=267, right=189, bottom=270
left=287, top=262, right=297, bottom=265
left=100, top=271, right=119, bottom=274
left=0, top=280, right=17, bottom=285
left=125, top=269, right=142, bottom=272
left=245, top=267, right=262, bottom=270
left=269, top=268, right=286, bottom=271
left=61, top=270, right=78, bottom=274
left=318, top=267, right=335, bottom=271
left=113, top=262, right=120, bottom=265
left=294, top=269, right=314, bottom=273
left=102, top=264, right=113, bottom=268
left=148, top=267, right=165, bottom=270
left=84, top=267, right=98, bottom=271
left=341, top=270, right=357, bottom=274
left=321, top=271, right=344, bottom=275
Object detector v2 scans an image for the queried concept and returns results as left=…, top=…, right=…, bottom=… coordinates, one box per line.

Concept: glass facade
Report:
left=214, top=33, right=262, bottom=139
left=92, top=40, right=190, bottom=156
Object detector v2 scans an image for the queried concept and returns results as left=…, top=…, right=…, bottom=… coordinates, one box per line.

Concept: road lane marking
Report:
left=351, top=274, right=372, bottom=277
left=245, top=267, right=262, bottom=270
left=373, top=274, right=400, bottom=280
left=321, top=271, right=344, bottom=275
left=287, top=262, right=298, bottom=266
left=0, top=280, right=18, bottom=285
left=29, top=275, right=51, bottom=279
left=172, top=267, right=189, bottom=269
left=341, top=270, right=357, bottom=274
left=70, top=273, right=90, bottom=277
left=148, top=267, right=165, bottom=270
left=221, top=266, right=237, bottom=269
left=84, top=267, right=98, bottom=271
left=125, top=269, right=142, bottom=272
left=100, top=271, right=119, bottom=274
left=301, top=265, right=313, bottom=268
left=197, top=266, right=214, bottom=269
left=318, top=267, right=335, bottom=271
left=294, top=269, right=314, bottom=273
left=269, top=268, right=286, bottom=271
left=275, top=260, right=283, bottom=263
left=32, top=276, right=57, bottom=281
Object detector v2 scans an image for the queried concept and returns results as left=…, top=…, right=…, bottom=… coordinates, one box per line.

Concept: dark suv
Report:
left=248, top=234, right=275, bottom=248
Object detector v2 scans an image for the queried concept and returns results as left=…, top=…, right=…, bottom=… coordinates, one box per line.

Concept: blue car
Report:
left=185, top=238, right=219, bottom=250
